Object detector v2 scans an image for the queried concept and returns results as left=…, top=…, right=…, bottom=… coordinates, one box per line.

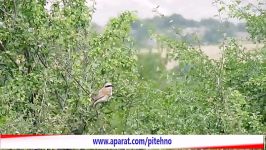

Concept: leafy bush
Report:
left=0, top=0, right=265, bottom=134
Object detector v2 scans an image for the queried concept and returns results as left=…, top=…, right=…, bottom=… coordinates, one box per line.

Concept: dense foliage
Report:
left=0, top=0, right=265, bottom=134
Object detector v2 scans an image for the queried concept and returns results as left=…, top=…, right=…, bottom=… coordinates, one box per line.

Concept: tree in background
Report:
left=0, top=0, right=139, bottom=134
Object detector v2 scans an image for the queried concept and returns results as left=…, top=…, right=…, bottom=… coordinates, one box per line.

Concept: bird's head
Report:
left=104, top=82, right=113, bottom=88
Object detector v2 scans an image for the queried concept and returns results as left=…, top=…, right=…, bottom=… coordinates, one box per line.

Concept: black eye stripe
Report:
left=105, top=85, right=113, bottom=87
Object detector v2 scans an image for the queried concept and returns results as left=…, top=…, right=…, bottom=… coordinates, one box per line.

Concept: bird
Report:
left=91, top=82, right=113, bottom=108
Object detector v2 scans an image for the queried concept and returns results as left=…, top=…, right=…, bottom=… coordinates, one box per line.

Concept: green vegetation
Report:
left=0, top=0, right=265, bottom=134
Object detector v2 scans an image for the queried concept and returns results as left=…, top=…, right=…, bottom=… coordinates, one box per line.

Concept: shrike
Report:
left=91, top=82, right=113, bottom=107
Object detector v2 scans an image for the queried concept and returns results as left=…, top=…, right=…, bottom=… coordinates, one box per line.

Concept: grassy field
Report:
left=139, top=43, right=264, bottom=70
left=201, top=43, right=264, bottom=59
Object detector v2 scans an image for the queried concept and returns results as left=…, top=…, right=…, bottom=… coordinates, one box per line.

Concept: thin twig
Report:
left=54, top=90, right=64, bottom=110
left=0, top=7, right=15, bottom=19
left=13, top=0, right=17, bottom=18
left=36, top=51, right=91, bottom=96
left=36, top=52, right=48, bottom=68
left=213, top=1, right=227, bottom=133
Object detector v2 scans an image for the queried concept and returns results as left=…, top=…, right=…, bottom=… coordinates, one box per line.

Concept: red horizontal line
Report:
left=1, top=134, right=49, bottom=138
left=193, top=143, right=264, bottom=149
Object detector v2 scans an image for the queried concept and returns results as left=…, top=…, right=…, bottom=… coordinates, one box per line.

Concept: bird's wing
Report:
left=92, top=94, right=104, bottom=101
left=92, top=88, right=106, bottom=101
left=93, top=95, right=108, bottom=107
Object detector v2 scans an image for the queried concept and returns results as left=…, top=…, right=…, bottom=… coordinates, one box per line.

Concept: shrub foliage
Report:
left=0, top=0, right=265, bottom=134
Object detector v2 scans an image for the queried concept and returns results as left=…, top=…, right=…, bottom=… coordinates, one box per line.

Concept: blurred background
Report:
left=88, top=0, right=262, bottom=71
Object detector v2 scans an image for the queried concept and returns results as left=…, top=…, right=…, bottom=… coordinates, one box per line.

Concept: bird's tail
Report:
left=90, top=102, right=96, bottom=108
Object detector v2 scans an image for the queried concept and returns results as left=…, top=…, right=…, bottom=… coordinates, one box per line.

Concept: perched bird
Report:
left=91, top=82, right=113, bottom=107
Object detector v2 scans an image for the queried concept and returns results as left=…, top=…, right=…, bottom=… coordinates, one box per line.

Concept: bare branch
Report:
left=0, top=8, right=13, bottom=18
left=13, top=0, right=17, bottom=18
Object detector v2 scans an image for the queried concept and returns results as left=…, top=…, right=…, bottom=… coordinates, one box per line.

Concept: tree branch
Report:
left=13, top=0, right=17, bottom=18
left=36, top=50, right=91, bottom=96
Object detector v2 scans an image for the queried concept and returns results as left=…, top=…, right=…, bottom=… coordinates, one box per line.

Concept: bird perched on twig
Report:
left=91, top=82, right=113, bottom=108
